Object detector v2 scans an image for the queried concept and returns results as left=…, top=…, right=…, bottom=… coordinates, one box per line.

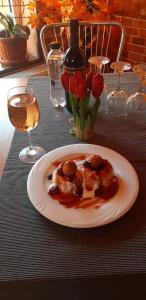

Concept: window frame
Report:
left=0, top=0, right=44, bottom=77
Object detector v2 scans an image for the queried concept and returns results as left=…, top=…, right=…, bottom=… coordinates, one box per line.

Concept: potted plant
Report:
left=0, top=12, right=30, bottom=66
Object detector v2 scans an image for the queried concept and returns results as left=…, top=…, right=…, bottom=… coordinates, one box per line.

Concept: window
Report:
left=0, top=0, right=11, bottom=19
left=0, top=0, right=42, bottom=77
left=0, top=0, right=27, bottom=28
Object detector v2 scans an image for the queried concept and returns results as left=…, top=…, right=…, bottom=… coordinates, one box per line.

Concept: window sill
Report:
left=0, top=55, right=44, bottom=78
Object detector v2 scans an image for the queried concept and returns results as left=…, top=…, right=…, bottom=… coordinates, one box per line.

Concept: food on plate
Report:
left=48, top=154, right=119, bottom=209
left=62, top=160, right=77, bottom=177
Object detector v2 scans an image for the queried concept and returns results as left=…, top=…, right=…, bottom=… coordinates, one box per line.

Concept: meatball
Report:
left=89, top=155, right=103, bottom=170
left=62, top=160, right=77, bottom=176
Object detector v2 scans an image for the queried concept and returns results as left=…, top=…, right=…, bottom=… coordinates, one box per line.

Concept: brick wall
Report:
left=114, top=15, right=146, bottom=65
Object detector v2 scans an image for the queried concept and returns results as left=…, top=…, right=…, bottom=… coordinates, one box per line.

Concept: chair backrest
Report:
left=40, top=21, right=126, bottom=72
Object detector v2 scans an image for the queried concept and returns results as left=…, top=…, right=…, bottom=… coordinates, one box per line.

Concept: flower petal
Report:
left=75, top=79, right=87, bottom=99
left=61, top=72, right=70, bottom=91
left=74, top=70, right=85, bottom=81
left=92, top=74, right=104, bottom=97
left=86, top=71, right=96, bottom=90
left=69, top=75, right=76, bottom=94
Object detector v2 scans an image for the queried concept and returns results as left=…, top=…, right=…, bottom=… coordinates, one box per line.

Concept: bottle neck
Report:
left=63, top=19, right=85, bottom=71
left=69, top=21, right=79, bottom=48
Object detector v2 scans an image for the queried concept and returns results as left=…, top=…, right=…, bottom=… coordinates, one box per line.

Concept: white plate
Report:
left=27, top=144, right=139, bottom=228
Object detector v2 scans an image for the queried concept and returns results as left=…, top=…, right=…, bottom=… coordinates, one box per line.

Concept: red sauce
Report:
left=48, top=189, right=80, bottom=208
left=95, top=176, right=119, bottom=200
left=90, top=173, right=97, bottom=180
left=98, top=160, right=113, bottom=177
left=86, top=186, right=93, bottom=191
left=48, top=176, right=119, bottom=209
left=53, top=160, right=61, bottom=167
left=71, top=155, right=86, bottom=161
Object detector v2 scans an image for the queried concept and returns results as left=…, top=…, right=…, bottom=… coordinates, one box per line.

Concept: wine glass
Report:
left=106, top=61, right=131, bottom=117
left=7, top=86, right=45, bottom=163
left=127, top=63, right=146, bottom=123
left=88, top=56, right=110, bottom=73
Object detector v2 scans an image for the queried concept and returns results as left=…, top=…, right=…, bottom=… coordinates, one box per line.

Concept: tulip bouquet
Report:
left=61, top=70, right=104, bottom=140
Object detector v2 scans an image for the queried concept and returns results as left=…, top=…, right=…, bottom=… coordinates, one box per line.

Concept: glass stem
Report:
left=117, top=71, right=122, bottom=91
left=28, top=131, right=33, bottom=150
left=96, top=65, right=101, bottom=74
left=139, top=78, right=145, bottom=93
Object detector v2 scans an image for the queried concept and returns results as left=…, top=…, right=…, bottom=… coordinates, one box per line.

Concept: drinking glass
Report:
left=127, top=63, right=146, bottom=121
left=106, top=61, right=131, bottom=117
left=88, top=56, right=110, bottom=73
left=7, top=86, right=45, bottom=163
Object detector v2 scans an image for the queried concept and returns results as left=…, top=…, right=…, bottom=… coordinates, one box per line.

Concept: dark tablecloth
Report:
left=0, top=77, right=146, bottom=299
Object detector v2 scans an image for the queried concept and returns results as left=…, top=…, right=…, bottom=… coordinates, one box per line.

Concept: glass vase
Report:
left=70, top=95, right=100, bottom=141
left=73, top=120, right=95, bottom=140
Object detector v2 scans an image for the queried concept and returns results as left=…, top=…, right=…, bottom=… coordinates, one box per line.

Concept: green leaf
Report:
left=79, top=115, right=84, bottom=131
left=87, top=115, right=92, bottom=129
left=90, top=97, right=100, bottom=127
left=69, top=94, right=77, bottom=116
left=6, top=14, right=14, bottom=33
left=0, top=13, right=9, bottom=33
left=11, top=30, right=28, bottom=39
left=0, top=12, right=9, bottom=24
left=0, top=12, right=29, bottom=39
left=78, top=94, right=90, bottom=130
left=79, top=96, right=88, bottom=117
left=74, top=114, right=80, bottom=129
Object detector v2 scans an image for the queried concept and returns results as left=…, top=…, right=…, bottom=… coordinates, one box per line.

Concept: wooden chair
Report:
left=40, top=21, right=126, bottom=72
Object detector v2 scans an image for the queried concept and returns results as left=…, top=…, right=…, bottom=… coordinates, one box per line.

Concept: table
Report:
left=0, top=74, right=146, bottom=299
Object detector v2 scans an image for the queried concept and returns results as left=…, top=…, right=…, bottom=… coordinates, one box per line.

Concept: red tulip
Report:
left=74, top=70, right=85, bottom=81
left=92, top=74, right=104, bottom=97
left=61, top=71, right=70, bottom=91
left=75, top=79, right=86, bottom=99
left=69, top=75, right=76, bottom=94
left=86, top=71, right=96, bottom=90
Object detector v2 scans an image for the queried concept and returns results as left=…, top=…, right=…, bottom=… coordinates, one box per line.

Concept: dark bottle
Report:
left=64, top=19, right=86, bottom=112
left=64, top=19, right=85, bottom=71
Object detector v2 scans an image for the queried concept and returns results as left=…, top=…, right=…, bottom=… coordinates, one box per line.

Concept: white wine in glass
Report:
left=8, top=86, right=45, bottom=163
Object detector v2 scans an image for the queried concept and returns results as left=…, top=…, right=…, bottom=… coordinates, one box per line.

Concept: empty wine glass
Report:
left=106, top=61, right=131, bottom=117
left=127, top=63, right=146, bottom=123
left=7, top=86, right=45, bottom=163
left=88, top=56, right=110, bottom=73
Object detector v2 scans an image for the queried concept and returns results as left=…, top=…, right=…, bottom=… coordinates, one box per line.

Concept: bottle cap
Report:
left=50, top=41, right=60, bottom=50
